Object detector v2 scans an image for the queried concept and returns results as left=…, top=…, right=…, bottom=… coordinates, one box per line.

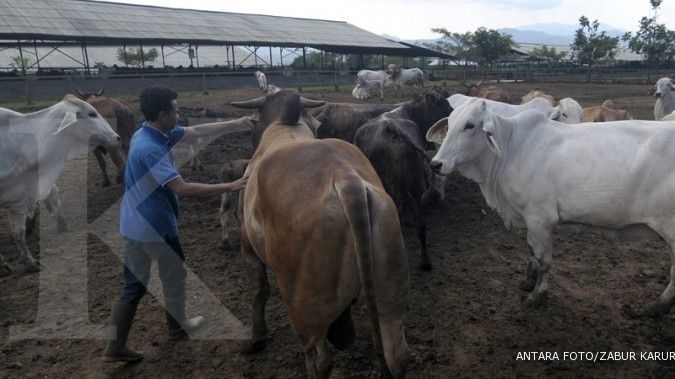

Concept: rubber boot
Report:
left=165, top=287, right=204, bottom=340
left=102, top=302, right=143, bottom=362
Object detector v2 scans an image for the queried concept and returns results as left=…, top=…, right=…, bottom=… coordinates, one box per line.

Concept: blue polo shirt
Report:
left=119, top=122, right=185, bottom=242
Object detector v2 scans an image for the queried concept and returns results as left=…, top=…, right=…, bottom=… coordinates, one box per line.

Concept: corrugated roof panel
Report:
left=0, top=0, right=451, bottom=57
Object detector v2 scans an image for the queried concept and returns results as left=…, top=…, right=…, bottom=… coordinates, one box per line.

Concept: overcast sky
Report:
left=102, top=0, right=675, bottom=40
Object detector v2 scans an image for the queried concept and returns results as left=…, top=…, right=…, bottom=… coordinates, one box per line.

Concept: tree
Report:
left=530, top=45, right=567, bottom=63
left=622, top=0, right=675, bottom=80
left=428, top=28, right=475, bottom=65
left=9, top=55, right=31, bottom=73
left=116, top=47, right=158, bottom=68
left=571, top=16, right=620, bottom=82
left=471, top=27, right=516, bottom=67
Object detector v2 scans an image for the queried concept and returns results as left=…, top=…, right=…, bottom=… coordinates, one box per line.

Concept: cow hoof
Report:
left=519, top=280, right=536, bottom=292
left=419, top=262, right=432, bottom=272
left=641, top=301, right=672, bottom=318
left=241, top=338, right=268, bottom=354
left=524, top=292, right=547, bottom=308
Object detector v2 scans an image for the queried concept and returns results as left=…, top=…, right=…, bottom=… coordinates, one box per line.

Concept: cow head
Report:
left=53, top=94, right=120, bottom=148
left=404, top=90, right=452, bottom=136
left=427, top=99, right=498, bottom=176
left=230, top=89, right=325, bottom=147
left=74, top=88, right=104, bottom=100
left=655, top=77, right=674, bottom=99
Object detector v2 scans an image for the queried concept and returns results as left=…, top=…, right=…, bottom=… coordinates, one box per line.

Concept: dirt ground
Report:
left=1, top=81, right=675, bottom=378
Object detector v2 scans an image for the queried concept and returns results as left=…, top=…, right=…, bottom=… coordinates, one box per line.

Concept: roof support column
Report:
left=269, top=46, right=273, bottom=68
left=381, top=54, right=384, bottom=69
left=161, top=44, right=166, bottom=68
left=195, top=44, right=200, bottom=68
left=82, top=41, right=90, bottom=74
left=302, top=47, right=307, bottom=70
left=231, top=45, right=236, bottom=69
left=33, top=40, right=40, bottom=70
left=122, top=43, right=128, bottom=67
left=140, top=44, right=145, bottom=68
left=16, top=39, right=25, bottom=76
left=279, top=47, right=284, bottom=67
left=254, top=46, right=258, bottom=67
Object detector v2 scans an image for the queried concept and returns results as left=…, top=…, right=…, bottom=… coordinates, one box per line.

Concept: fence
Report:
left=0, top=69, right=358, bottom=103
left=1, top=65, right=674, bottom=103
left=427, top=65, right=675, bottom=85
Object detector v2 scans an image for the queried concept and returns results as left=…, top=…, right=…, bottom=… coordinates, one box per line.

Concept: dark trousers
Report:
left=118, top=236, right=187, bottom=309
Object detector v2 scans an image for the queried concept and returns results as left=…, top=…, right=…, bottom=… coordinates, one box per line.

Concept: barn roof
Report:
left=0, top=0, right=448, bottom=57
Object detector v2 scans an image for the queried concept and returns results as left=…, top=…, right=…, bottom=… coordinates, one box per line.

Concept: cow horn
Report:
left=230, top=95, right=267, bottom=109
left=75, top=89, right=85, bottom=98
left=300, top=97, right=325, bottom=108
left=476, top=79, right=484, bottom=86
left=96, top=88, right=104, bottom=96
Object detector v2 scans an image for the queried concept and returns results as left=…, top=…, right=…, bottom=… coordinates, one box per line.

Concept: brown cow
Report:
left=581, top=100, right=634, bottom=122
left=75, top=89, right=135, bottom=186
left=218, top=159, right=249, bottom=248
left=313, top=103, right=399, bottom=142
left=461, top=80, right=511, bottom=103
left=521, top=89, right=555, bottom=106
left=231, top=90, right=409, bottom=378
left=354, top=91, right=451, bottom=271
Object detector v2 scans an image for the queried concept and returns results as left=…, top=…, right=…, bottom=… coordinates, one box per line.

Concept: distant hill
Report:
left=389, top=22, right=627, bottom=49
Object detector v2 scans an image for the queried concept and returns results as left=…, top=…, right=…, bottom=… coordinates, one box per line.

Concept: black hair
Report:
left=140, top=87, right=177, bottom=121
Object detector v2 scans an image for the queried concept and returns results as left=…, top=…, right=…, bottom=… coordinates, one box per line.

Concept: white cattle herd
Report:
left=3, top=73, right=675, bottom=376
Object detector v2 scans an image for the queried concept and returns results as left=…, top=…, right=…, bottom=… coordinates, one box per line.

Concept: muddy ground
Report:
left=1, top=81, right=675, bottom=378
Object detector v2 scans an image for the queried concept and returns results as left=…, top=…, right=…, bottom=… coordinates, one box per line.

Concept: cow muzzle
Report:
left=655, top=92, right=663, bottom=98
left=430, top=160, right=443, bottom=173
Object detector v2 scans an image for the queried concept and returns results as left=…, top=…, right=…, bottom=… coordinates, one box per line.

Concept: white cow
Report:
left=448, top=93, right=553, bottom=117
left=352, top=78, right=384, bottom=100
left=427, top=98, right=675, bottom=316
left=549, top=97, right=583, bottom=124
left=654, top=77, right=674, bottom=120
left=387, top=64, right=424, bottom=96
left=357, top=69, right=392, bottom=96
left=255, top=71, right=267, bottom=92
left=663, top=111, right=675, bottom=121
left=0, top=95, right=119, bottom=276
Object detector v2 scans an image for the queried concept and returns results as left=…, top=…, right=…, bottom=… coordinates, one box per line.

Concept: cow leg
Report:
left=378, top=315, right=409, bottom=379
left=519, top=248, right=538, bottom=292
left=408, top=191, right=430, bottom=271
left=303, top=338, right=333, bottom=379
left=643, top=228, right=675, bottom=317
left=93, top=145, right=112, bottom=187
left=7, top=211, right=40, bottom=273
left=45, top=185, right=67, bottom=233
left=523, top=222, right=554, bottom=307
left=241, top=238, right=270, bottom=353
left=218, top=194, right=232, bottom=248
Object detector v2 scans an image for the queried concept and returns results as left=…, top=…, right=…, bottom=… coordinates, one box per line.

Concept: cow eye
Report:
left=464, top=123, right=475, bottom=130
left=88, top=111, right=98, bottom=118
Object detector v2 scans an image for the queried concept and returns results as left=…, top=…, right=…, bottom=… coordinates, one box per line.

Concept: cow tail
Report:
left=334, top=174, right=390, bottom=376
left=383, top=121, right=430, bottom=162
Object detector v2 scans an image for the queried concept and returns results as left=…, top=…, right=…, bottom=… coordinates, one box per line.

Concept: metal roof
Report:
left=512, top=43, right=643, bottom=62
left=0, top=0, right=446, bottom=57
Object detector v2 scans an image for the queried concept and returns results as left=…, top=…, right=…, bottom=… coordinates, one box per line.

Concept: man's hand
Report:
left=226, top=175, right=248, bottom=191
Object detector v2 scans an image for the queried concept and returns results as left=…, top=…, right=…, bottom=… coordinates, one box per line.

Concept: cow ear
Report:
left=426, top=117, right=448, bottom=143
left=548, top=106, right=561, bottom=121
left=481, top=109, right=507, bottom=158
left=54, top=110, right=77, bottom=134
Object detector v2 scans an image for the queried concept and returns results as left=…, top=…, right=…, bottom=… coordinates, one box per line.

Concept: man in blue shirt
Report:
left=103, top=87, right=252, bottom=362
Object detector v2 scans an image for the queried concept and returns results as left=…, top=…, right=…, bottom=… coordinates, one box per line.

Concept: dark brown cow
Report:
left=231, top=90, right=409, bottom=378
left=353, top=91, right=452, bottom=271
left=313, top=103, right=399, bottom=142
left=75, top=89, right=135, bottom=186
left=461, top=81, right=511, bottom=103
left=218, top=158, right=249, bottom=248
